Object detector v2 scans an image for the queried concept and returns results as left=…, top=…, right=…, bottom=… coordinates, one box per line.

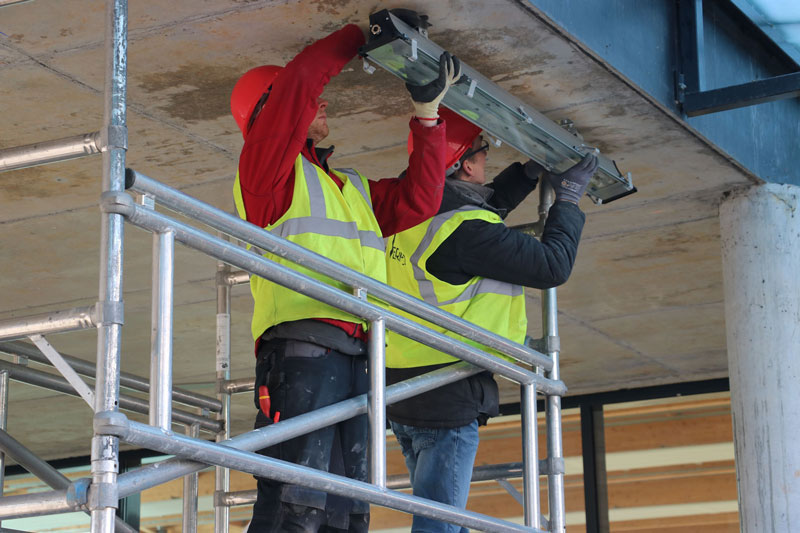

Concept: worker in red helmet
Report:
left=385, top=109, right=598, bottom=532
left=231, top=23, right=460, bottom=533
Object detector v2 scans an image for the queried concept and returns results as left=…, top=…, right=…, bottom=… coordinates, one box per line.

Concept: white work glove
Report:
left=405, top=51, right=462, bottom=120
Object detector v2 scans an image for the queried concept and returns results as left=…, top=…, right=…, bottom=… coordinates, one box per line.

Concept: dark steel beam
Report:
left=683, top=71, right=800, bottom=116
left=117, top=455, right=141, bottom=531
left=677, top=0, right=705, bottom=98
left=674, top=0, right=800, bottom=116
left=499, top=378, right=730, bottom=416
left=580, top=404, right=609, bottom=533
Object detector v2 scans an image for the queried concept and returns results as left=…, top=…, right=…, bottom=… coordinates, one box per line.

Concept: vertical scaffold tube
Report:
left=183, top=424, right=200, bottom=533
left=543, top=288, right=565, bottom=533
left=214, top=258, right=231, bottom=533
left=368, top=317, right=387, bottom=488
left=150, top=230, right=175, bottom=431
left=0, top=370, right=8, bottom=527
left=149, top=233, right=159, bottom=425
left=521, top=383, right=540, bottom=528
left=92, top=0, right=127, bottom=531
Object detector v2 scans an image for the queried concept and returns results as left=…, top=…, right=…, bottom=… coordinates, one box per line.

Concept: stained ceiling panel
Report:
left=0, top=0, right=757, bottom=463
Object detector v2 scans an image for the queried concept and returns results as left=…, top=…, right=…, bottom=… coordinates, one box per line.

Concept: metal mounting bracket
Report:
left=138, top=193, right=156, bottom=210
left=362, top=59, right=376, bottom=75
left=95, top=300, right=124, bottom=326
left=29, top=335, right=95, bottom=407
left=88, top=481, right=119, bottom=511
left=545, top=456, right=565, bottom=475
left=495, top=478, right=523, bottom=506
left=527, top=335, right=560, bottom=355
left=99, top=125, right=128, bottom=151
left=67, top=477, right=91, bottom=509
left=466, top=79, right=477, bottom=98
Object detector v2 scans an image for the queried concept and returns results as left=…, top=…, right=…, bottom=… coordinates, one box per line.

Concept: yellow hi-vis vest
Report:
left=385, top=206, right=527, bottom=368
left=233, top=155, right=386, bottom=341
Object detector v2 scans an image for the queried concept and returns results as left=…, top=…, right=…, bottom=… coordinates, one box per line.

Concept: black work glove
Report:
left=545, top=153, right=599, bottom=204
left=523, top=160, right=545, bottom=186
left=405, top=51, right=462, bottom=119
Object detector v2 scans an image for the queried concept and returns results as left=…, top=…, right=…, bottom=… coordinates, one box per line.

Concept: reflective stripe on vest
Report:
left=233, top=155, right=386, bottom=341
left=409, top=208, right=524, bottom=306
left=385, top=206, right=527, bottom=368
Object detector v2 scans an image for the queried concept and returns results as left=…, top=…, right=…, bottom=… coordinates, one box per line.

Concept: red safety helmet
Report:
left=408, top=107, right=482, bottom=173
left=230, top=65, right=283, bottom=138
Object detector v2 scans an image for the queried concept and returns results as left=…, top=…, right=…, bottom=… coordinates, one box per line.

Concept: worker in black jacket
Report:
left=384, top=109, right=597, bottom=532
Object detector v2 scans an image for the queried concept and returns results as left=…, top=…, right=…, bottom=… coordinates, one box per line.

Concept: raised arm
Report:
left=237, top=25, right=365, bottom=226
left=487, top=161, right=542, bottom=215
left=369, top=52, right=462, bottom=236
left=369, top=118, right=447, bottom=236
left=426, top=201, right=586, bottom=289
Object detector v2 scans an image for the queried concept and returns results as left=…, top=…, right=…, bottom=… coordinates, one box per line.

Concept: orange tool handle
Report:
left=258, top=384, right=281, bottom=423
left=258, top=385, right=271, bottom=417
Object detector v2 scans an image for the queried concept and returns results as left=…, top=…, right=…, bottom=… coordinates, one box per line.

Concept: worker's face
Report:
left=461, top=136, right=489, bottom=185
left=307, top=97, right=329, bottom=144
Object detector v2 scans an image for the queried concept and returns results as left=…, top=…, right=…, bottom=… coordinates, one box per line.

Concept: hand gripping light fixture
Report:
left=360, top=9, right=637, bottom=204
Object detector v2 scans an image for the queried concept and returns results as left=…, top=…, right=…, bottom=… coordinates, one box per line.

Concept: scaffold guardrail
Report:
left=0, top=0, right=568, bottom=531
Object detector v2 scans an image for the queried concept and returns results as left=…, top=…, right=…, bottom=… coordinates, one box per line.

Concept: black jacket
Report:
left=386, top=162, right=586, bottom=428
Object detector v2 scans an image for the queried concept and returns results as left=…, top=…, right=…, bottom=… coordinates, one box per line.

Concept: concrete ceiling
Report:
left=0, top=0, right=756, bottom=461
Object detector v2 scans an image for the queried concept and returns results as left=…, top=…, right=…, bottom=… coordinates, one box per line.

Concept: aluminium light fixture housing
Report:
left=360, top=10, right=637, bottom=204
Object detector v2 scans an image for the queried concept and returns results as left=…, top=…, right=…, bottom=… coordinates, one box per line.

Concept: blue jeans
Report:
left=390, top=420, right=480, bottom=533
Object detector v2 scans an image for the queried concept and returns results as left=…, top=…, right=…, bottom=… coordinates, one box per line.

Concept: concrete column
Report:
left=719, top=183, right=800, bottom=533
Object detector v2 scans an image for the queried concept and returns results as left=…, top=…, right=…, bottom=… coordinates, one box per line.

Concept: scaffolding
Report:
left=0, top=1, right=568, bottom=531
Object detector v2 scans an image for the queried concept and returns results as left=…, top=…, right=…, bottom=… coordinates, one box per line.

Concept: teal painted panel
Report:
left=528, top=0, right=800, bottom=185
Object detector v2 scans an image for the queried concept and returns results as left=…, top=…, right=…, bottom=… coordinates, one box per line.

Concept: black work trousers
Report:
left=247, top=338, right=370, bottom=532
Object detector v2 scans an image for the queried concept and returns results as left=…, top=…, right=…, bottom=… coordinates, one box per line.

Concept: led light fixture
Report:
left=360, top=10, right=637, bottom=204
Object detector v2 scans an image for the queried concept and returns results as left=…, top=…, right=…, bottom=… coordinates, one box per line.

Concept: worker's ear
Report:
left=461, top=158, right=474, bottom=177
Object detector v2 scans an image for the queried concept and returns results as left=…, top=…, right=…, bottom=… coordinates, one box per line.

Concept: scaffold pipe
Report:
left=98, top=412, right=542, bottom=533
left=0, top=488, right=84, bottom=520
left=0, top=306, right=97, bottom=342
left=0, top=341, right=222, bottom=412
left=0, top=360, right=221, bottom=432
left=115, top=363, right=483, bottom=498
left=0, top=430, right=137, bottom=533
left=125, top=169, right=552, bottom=371
left=101, top=192, right=564, bottom=393
left=0, top=132, right=102, bottom=173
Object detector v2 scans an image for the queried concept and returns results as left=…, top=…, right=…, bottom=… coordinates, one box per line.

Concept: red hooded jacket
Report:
left=237, top=24, right=447, bottom=342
